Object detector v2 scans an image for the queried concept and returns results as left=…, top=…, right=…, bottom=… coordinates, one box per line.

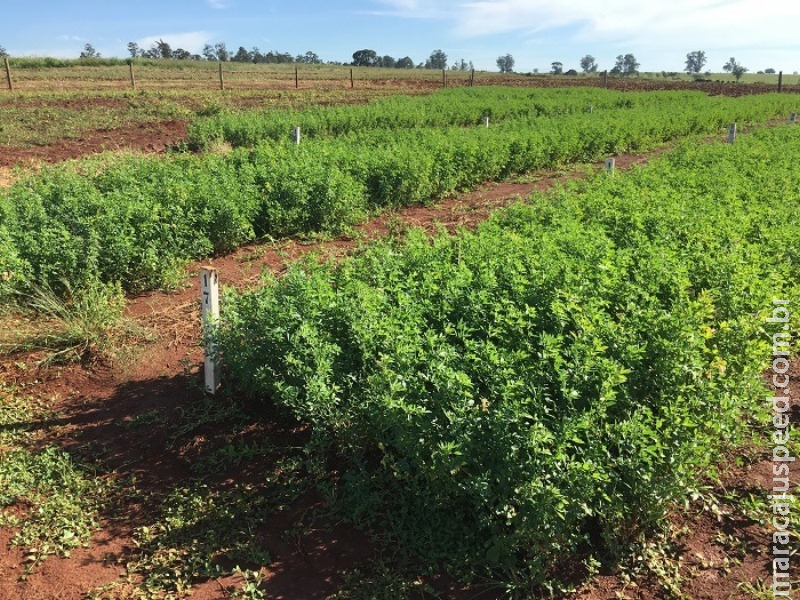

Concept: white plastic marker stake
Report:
left=790, top=112, right=797, bottom=124
left=201, top=267, right=220, bottom=394
left=588, top=105, right=594, bottom=114
left=483, top=116, right=489, bottom=128
left=293, top=126, right=301, bottom=145
left=605, top=158, right=615, bottom=175
left=728, top=123, right=737, bottom=144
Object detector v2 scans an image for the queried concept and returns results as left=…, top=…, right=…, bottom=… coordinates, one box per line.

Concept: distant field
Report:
left=0, top=60, right=797, bottom=164
left=2, top=60, right=480, bottom=91
left=0, top=88, right=414, bottom=149
left=2, top=58, right=799, bottom=92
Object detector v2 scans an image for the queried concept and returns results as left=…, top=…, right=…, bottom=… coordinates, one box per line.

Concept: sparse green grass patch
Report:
left=0, top=386, right=112, bottom=576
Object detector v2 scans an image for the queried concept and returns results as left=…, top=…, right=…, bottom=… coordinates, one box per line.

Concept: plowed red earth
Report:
left=0, top=120, right=188, bottom=168
left=1, top=135, right=796, bottom=598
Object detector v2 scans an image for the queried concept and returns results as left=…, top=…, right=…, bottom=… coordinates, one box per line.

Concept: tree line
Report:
left=121, top=40, right=322, bottom=65
left=75, top=41, right=470, bottom=71
left=0, top=42, right=765, bottom=80
left=535, top=51, right=752, bottom=81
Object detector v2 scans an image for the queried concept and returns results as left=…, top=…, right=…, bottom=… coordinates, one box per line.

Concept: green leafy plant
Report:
left=2, top=89, right=797, bottom=300
left=0, top=387, right=112, bottom=576
left=214, top=125, right=800, bottom=592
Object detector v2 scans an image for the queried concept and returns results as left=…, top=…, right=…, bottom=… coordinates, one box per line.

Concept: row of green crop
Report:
left=0, top=89, right=797, bottom=299
left=187, top=87, right=779, bottom=149
left=213, top=125, right=800, bottom=589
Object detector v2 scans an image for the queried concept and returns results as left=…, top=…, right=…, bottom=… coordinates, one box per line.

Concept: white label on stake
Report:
left=201, top=267, right=220, bottom=394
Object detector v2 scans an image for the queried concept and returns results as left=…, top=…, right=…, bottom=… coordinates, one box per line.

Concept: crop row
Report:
left=0, top=89, right=797, bottom=299
left=214, top=125, right=800, bottom=587
left=187, top=87, right=791, bottom=148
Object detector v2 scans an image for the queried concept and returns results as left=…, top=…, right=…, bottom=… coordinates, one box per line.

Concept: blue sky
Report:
left=3, top=0, right=799, bottom=73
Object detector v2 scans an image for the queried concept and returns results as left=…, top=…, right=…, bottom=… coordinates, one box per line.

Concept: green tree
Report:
left=396, top=56, right=415, bottom=69
left=155, top=39, right=172, bottom=59
left=264, top=50, right=293, bottom=64
left=614, top=53, right=639, bottom=76
left=202, top=44, right=216, bottom=61
left=580, top=54, right=598, bottom=73
left=0, top=46, right=7, bottom=57
left=172, top=48, right=193, bottom=60
left=426, top=49, right=448, bottom=69
left=249, top=47, right=264, bottom=63
left=215, top=42, right=230, bottom=62
left=232, top=46, right=250, bottom=62
left=380, top=55, right=396, bottom=68
left=127, top=42, right=140, bottom=58
left=496, top=53, right=515, bottom=73
left=201, top=42, right=230, bottom=61
left=723, top=57, right=748, bottom=81
left=297, top=51, right=321, bottom=64
left=352, top=49, right=378, bottom=67
left=80, top=43, right=100, bottom=59
left=684, top=50, right=706, bottom=74
left=551, top=61, right=563, bottom=75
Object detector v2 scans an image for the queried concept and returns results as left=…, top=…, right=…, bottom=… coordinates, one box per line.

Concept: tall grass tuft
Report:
left=0, top=280, right=131, bottom=363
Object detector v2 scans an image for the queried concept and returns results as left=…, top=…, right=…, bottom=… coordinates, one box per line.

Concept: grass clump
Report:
left=0, top=280, right=135, bottom=363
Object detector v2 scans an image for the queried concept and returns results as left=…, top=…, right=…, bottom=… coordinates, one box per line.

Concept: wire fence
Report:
left=1, top=60, right=483, bottom=92
left=2, top=59, right=797, bottom=95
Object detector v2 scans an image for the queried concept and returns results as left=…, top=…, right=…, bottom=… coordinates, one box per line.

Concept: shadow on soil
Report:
left=27, top=371, right=396, bottom=598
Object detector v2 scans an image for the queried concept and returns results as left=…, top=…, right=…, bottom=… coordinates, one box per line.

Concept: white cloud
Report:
left=372, top=0, right=800, bottom=57
left=206, top=0, right=229, bottom=8
left=367, top=0, right=449, bottom=18
left=56, top=35, right=82, bottom=41
left=136, top=31, right=213, bottom=54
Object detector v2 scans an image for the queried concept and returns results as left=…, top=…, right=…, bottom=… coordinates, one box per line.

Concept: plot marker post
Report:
left=605, top=158, right=615, bottom=176
left=728, top=123, right=737, bottom=144
left=4, top=57, right=12, bottom=91
left=201, top=267, right=220, bottom=395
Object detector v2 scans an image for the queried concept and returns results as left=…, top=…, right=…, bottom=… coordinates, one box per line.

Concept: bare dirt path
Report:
left=0, top=120, right=188, bottom=168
